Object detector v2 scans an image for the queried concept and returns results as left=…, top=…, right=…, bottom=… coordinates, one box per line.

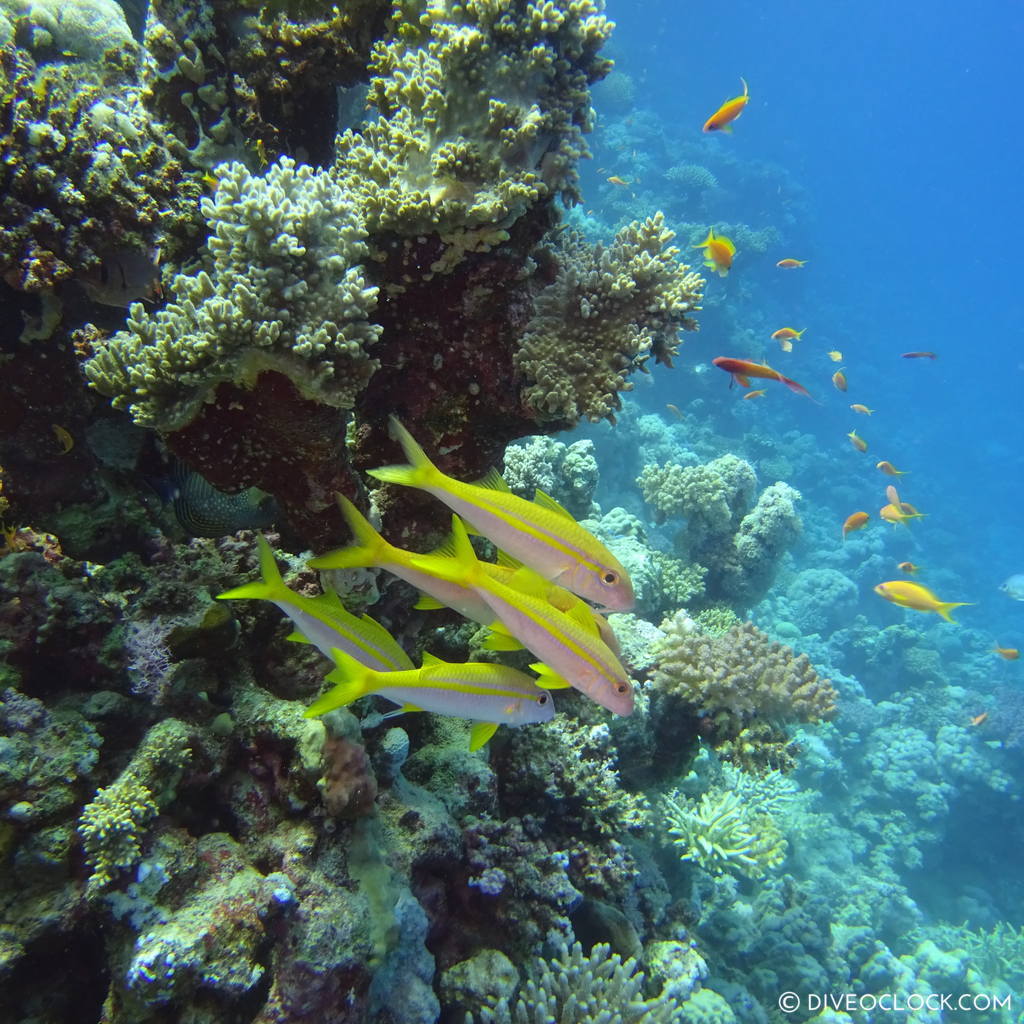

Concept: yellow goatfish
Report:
left=873, top=580, right=973, bottom=623
left=218, top=536, right=413, bottom=671
left=306, top=648, right=560, bottom=751
left=368, top=418, right=634, bottom=611
left=311, top=496, right=622, bottom=655
left=410, top=518, right=635, bottom=716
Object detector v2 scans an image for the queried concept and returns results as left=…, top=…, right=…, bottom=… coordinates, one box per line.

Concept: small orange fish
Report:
left=607, top=175, right=630, bottom=186
left=850, top=403, right=874, bottom=415
left=694, top=229, right=736, bottom=277
left=880, top=503, right=925, bottom=525
left=832, top=370, right=848, bottom=392
left=848, top=429, right=867, bottom=452
left=828, top=350, right=843, bottom=362
left=842, top=511, right=870, bottom=539
left=969, top=712, right=988, bottom=727
left=743, top=389, right=767, bottom=400
left=771, top=327, right=806, bottom=342
left=876, top=461, right=908, bottom=476
left=897, top=561, right=921, bottom=573
left=51, top=424, right=74, bottom=455
left=665, top=403, right=683, bottom=421
left=776, top=258, right=807, bottom=269
left=994, top=646, right=1020, bottom=660
left=712, top=357, right=812, bottom=398
left=885, top=484, right=901, bottom=506
left=901, top=351, right=937, bottom=359
left=201, top=172, right=220, bottom=191
left=703, top=77, right=749, bottom=133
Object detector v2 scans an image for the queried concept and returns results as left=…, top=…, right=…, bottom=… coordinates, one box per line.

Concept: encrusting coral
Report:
left=652, top=614, right=837, bottom=740
left=515, top=214, right=704, bottom=424
left=83, top=158, right=380, bottom=432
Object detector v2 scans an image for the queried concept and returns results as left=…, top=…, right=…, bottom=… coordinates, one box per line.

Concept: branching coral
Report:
left=471, top=939, right=678, bottom=1023
left=83, top=158, right=380, bottom=432
left=334, top=0, right=614, bottom=236
left=515, top=215, right=704, bottom=423
left=661, top=788, right=787, bottom=880
left=78, top=718, right=191, bottom=892
left=652, top=614, right=837, bottom=739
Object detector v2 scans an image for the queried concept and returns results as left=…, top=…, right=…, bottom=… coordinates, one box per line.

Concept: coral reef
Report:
left=515, top=215, right=704, bottom=424
left=502, top=435, right=599, bottom=519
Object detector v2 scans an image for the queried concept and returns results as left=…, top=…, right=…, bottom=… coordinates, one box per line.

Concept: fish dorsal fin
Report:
left=494, top=548, right=522, bottom=569
left=504, top=565, right=551, bottom=599
left=474, top=467, right=511, bottom=493
left=420, top=651, right=447, bottom=667
left=285, top=629, right=311, bottom=645
left=532, top=488, right=575, bottom=520
left=414, top=593, right=446, bottom=611
left=469, top=721, right=499, bottom=751
left=529, top=662, right=572, bottom=689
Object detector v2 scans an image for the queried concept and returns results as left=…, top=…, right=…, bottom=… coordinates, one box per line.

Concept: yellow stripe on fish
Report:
left=409, top=517, right=634, bottom=716
left=367, top=417, right=634, bottom=611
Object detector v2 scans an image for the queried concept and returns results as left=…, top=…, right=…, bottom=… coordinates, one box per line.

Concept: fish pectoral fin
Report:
left=469, top=721, right=500, bottom=752
left=529, top=662, right=572, bottom=689
left=532, top=488, right=576, bottom=521
left=414, top=593, right=447, bottom=611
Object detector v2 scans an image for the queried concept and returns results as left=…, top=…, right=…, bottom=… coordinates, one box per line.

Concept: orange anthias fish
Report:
left=51, top=424, right=74, bottom=454
left=848, top=430, right=867, bottom=453
left=703, top=77, right=749, bottom=132
left=832, top=370, right=848, bottom=392
left=877, top=461, right=908, bottom=476
left=771, top=327, right=806, bottom=342
left=873, top=580, right=972, bottom=622
left=850, top=403, right=874, bottom=415
left=828, top=350, right=843, bottom=362
left=880, top=503, right=925, bottom=525
left=694, top=229, right=736, bottom=277
left=897, top=561, right=921, bottom=573
left=776, top=258, right=807, bottom=269
left=842, top=511, right=870, bottom=539
left=665, top=403, right=684, bottom=421
left=885, top=484, right=901, bottom=507
left=901, top=351, right=937, bottom=359
left=607, top=175, right=630, bottom=186
left=743, top=389, right=767, bottom=400
left=994, top=646, right=1020, bottom=660
left=969, top=712, right=988, bottom=727
left=712, top=357, right=812, bottom=398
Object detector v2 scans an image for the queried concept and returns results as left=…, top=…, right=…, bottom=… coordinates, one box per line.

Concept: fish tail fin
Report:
left=217, top=535, right=288, bottom=602
left=304, top=648, right=376, bottom=717
left=781, top=374, right=817, bottom=402
left=795, top=328, right=807, bottom=339
left=741, top=76, right=749, bottom=96
left=693, top=228, right=715, bottom=249
left=309, top=495, right=392, bottom=570
left=408, top=516, right=480, bottom=585
left=367, top=417, right=444, bottom=489
left=938, top=602, right=973, bottom=624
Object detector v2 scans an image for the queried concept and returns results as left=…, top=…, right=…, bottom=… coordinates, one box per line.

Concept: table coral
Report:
left=515, top=214, right=704, bottom=424
left=334, top=0, right=613, bottom=236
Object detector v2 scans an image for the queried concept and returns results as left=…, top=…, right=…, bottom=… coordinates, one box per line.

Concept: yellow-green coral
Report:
left=652, top=614, right=837, bottom=732
left=83, top=158, right=380, bottom=431
left=660, top=787, right=787, bottom=880
left=515, top=214, right=704, bottom=423
left=78, top=719, right=191, bottom=892
left=334, top=0, right=613, bottom=236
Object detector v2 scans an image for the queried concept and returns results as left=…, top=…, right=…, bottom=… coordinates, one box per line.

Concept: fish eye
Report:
left=602, top=570, right=619, bottom=586
left=616, top=683, right=629, bottom=694
left=538, top=693, right=548, bottom=705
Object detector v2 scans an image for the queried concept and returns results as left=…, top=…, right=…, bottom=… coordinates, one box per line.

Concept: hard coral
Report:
left=515, top=215, right=704, bottom=424
left=652, top=614, right=837, bottom=741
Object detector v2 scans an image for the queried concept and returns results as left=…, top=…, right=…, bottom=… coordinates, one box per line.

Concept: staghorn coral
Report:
left=515, top=215, right=704, bottom=424
left=661, top=787, right=787, bottom=880
left=83, top=157, right=380, bottom=432
left=470, top=939, right=678, bottom=1023
left=78, top=718, right=191, bottom=892
left=652, top=614, right=837, bottom=740
left=334, top=0, right=613, bottom=238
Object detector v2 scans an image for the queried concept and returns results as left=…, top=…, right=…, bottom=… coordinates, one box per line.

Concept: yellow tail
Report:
left=309, top=495, right=393, bottom=570
left=217, top=535, right=289, bottom=602
left=304, top=647, right=377, bottom=717
left=366, top=417, right=443, bottom=489
left=938, top=602, right=973, bottom=624
left=408, top=516, right=481, bottom=586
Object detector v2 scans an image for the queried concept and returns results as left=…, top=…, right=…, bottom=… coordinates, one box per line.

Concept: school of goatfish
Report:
left=220, top=420, right=637, bottom=747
